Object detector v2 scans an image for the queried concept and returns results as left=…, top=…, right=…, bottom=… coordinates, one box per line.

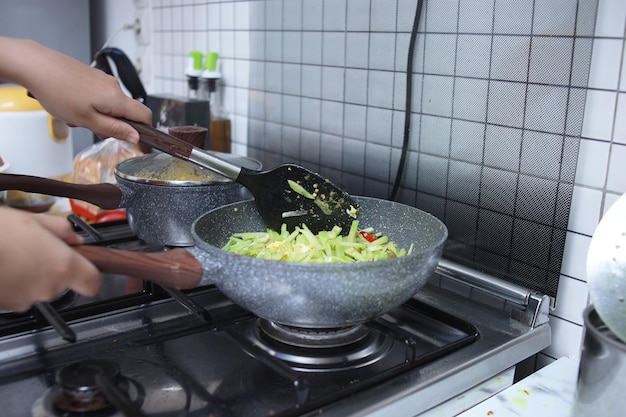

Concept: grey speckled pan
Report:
left=189, top=196, right=447, bottom=328
left=77, top=196, right=448, bottom=328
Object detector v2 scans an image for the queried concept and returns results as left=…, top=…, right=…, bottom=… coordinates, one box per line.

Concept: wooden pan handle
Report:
left=121, top=118, right=195, bottom=160
left=0, top=173, right=122, bottom=209
left=75, top=246, right=204, bottom=289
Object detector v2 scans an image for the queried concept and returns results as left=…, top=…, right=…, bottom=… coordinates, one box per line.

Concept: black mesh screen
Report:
left=244, top=0, right=599, bottom=300
left=409, top=0, right=598, bottom=298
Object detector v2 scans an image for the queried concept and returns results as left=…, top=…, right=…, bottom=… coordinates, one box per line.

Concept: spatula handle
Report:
left=75, top=246, right=204, bottom=289
left=121, top=118, right=195, bottom=159
left=0, top=173, right=122, bottom=209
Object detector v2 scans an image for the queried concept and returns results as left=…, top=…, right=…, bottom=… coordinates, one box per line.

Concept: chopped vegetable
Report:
left=359, top=230, right=377, bottom=242
left=287, top=179, right=315, bottom=199
left=287, top=179, right=334, bottom=215
left=222, top=220, right=413, bottom=263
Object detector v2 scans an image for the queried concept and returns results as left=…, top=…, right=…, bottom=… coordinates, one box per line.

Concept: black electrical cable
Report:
left=389, top=0, right=425, bottom=201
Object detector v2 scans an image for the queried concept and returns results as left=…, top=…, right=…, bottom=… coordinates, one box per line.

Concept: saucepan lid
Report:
left=115, top=152, right=262, bottom=186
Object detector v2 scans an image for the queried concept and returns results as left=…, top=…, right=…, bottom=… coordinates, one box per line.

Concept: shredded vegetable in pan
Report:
left=222, top=220, right=413, bottom=263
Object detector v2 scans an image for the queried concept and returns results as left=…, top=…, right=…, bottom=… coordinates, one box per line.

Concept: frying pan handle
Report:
left=120, top=119, right=243, bottom=181
left=75, top=246, right=204, bottom=289
left=0, top=173, right=122, bottom=210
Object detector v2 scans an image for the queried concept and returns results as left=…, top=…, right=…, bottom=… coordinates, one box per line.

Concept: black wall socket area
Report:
left=146, top=94, right=211, bottom=149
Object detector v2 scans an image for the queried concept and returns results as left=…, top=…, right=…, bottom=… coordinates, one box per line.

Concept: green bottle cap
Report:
left=205, top=52, right=219, bottom=72
left=189, top=50, right=203, bottom=71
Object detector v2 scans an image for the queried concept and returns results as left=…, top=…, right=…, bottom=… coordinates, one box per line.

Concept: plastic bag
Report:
left=70, top=138, right=143, bottom=222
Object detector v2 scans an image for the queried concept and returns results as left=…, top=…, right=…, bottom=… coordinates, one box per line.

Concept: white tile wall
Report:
left=541, top=0, right=626, bottom=366
left=103, top=0, right=625, bottom=369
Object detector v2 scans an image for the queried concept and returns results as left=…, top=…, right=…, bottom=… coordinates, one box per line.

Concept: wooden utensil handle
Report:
left=75, top=246, right=203, bottom=289
left=121, top=119, right=195, bottom=159
left=0, top=174, right=122, bottom=209
left=168, top=125, right=208, bottom=148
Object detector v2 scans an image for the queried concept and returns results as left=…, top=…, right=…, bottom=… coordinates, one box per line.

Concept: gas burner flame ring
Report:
left=250, top=320, right=394, bottom=372
left=260, top=320, right=371, bottom=348
left=55, top=359, right=120, bottom=413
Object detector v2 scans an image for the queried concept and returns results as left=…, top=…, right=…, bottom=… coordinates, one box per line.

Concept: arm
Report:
left=0, top=36, right=152, bottom=142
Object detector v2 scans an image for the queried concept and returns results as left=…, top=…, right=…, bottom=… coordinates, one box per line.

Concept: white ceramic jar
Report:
left=0, top=85, right=74, bottom=211
left=0, top=84, right=73, bottom=179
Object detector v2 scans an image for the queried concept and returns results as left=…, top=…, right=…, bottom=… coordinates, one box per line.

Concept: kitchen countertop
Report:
left=317, top=280, right=552, bottom=417
left=0, top=196, right=72, bottom=215
left=457, top=356, right=579, bottom=417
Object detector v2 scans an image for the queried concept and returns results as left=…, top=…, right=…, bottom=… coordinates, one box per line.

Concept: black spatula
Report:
left=122, top=119, right=359, bottom=234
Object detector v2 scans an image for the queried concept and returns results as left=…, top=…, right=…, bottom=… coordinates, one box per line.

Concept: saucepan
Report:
left=76, top=196, right=448, bottom=328
left=0, top=152, right=262, bottom=246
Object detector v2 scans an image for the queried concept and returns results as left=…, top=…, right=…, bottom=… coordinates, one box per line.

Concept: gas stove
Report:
left=0, top=219, right=551, bottom=416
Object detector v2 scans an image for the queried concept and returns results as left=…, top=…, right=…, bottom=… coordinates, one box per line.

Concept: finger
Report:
left=37, top=218, right=102, bottom=296
left=30, top=237, right=98, bottom=299
left=34, top=215, right=83, bottom=245
left=66, top=253, right=102, bottom=297
left=88, top=116, right=142, bottom=143
left=44, top=240, right=103, bottom=298
left=39, top=249, right=101, bottom=299
left=92, top=100, right=152, bottom=142
left=8, top=301, right=33, bottom=314
left=116, top=97, right=153, bottom=125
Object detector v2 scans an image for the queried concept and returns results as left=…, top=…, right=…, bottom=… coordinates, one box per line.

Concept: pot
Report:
left=76, top=196, right=448, bottom=328
left=0, top=152, right=262, bottom=246
left=114, top=152, right=261, bottom=246
left=572, top=305, right=626, bottom=417
left=586, top=192, right=626, bottom=342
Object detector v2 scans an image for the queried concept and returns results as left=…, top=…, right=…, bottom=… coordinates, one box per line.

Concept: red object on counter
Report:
left=69, top=199, right=127, bottom=223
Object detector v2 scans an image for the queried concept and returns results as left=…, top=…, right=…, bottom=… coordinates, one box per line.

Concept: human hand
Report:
left=0, top=37, right=152, bottom=143
left=0, top=207, right=101, bottom=312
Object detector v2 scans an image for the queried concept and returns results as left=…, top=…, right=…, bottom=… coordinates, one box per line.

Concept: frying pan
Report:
left=0, top=152, right=262, bottom=246
left=76, top=196, right=448, bottom=328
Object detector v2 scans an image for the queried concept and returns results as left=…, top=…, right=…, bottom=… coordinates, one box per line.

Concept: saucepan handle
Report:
left=74, top=246, right=205, bottom=289
left=0, top=173, right=122, bottom=209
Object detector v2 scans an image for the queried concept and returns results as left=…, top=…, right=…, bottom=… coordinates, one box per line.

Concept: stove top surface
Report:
left=0, top=286, right=478, bottom=417
left=0, top=220, right=550, bottom=416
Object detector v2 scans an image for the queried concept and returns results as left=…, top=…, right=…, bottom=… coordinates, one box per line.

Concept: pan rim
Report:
left=115, top=152, right=262, bottom=186
left=192, top=196, right=448, bottom=268
left=114, top=172, right=242, bottom=188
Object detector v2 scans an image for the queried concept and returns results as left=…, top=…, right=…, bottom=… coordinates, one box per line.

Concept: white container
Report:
left=572, top=305, right=626, bottom=417
left=0, top=156, right=8, bottom=203
left=0, top=85, right=73, bottom=179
